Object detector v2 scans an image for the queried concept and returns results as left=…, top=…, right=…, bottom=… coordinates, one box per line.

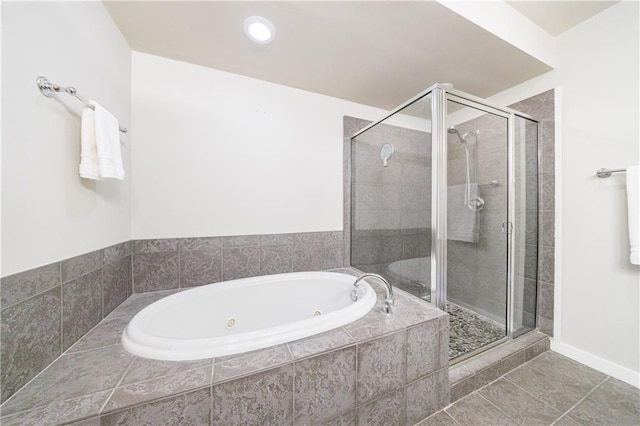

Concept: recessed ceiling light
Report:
left=243, top=16, right=276, bottom=44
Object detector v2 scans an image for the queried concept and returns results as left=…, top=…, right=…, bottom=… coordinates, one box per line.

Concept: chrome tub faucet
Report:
left=353, top=273, right=394, bottom=314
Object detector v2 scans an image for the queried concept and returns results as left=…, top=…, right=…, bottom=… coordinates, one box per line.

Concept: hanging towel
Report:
left=448, top=183, right=479, bottom=243
left=79, top=106, right=100, bottom=180
left=79, top=102, right=125, bottom=180
left=626, top=166, right=639, bottom=265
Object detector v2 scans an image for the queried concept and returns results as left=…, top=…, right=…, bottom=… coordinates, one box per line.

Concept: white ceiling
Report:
left=104, top=2, right=561, bottom=110
left=506, top=0, right=619, bottom=36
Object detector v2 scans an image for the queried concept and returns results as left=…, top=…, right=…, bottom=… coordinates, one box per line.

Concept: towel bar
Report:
left=596, top=168, right=626, bottom=178
left=36, top=76, right=128, bottom=133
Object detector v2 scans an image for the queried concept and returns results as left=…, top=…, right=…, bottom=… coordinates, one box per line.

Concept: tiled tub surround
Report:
left=132, top=231, right=344, bottom=293
left=0, top=231, right=344, bottom=405
left=0, top=268, right=450, bottom=426
left=0, top=241, right=132, bottom=403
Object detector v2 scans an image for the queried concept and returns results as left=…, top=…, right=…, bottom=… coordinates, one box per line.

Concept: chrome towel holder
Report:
left=36, top=76, right=128, bottom=133
left=596, top=168, right=627, bottom=178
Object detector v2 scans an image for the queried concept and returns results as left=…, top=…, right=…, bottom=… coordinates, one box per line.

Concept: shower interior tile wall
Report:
left=348, top=117, right=432, bottom=279
left=509, top=90, right=555, bottom=336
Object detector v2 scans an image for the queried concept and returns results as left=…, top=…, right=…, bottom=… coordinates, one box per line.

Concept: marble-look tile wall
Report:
left=345, top=116, right=432, bottom=278
left=509, top=90, right=556, bottom=336
left=0, top=241, right=132, bottom=403
left=131, top=231, right=344, bottom=293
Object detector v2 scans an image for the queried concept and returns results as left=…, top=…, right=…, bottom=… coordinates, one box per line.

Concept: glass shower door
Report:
left=445, top=98, right=509, bottom=359
left=512, top=115, right=539, bottom=337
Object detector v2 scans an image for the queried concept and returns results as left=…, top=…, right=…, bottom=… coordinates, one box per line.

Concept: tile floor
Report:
left=418, top=351, right=640, bottom=426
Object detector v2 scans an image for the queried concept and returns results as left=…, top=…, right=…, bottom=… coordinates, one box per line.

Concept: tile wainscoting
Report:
left=1, top=241, right=132, bottom=403
left=131, top=231, right=344, bottom=293
left=0, top=231, right=344, bottom=404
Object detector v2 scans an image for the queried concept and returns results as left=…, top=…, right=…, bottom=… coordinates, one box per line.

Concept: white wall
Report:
left=131, top=52, right=389, bottom=239
left=1, top=2, right=131, bottom=276
left=487, top=1, right=640, bottom=385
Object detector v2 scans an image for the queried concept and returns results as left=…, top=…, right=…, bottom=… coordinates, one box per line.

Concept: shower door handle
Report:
left=501, top=222, right=513, bottom=234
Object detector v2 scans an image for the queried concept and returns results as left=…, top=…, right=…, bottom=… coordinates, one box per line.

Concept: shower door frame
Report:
left=350, top=83, right=540, bottom=360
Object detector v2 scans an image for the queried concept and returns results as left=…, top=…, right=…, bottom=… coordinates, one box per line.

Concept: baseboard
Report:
left=550, top=340, right=640, bottom=389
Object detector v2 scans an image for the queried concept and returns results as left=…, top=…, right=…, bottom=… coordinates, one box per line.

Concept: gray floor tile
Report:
left=553, top=415, right=583, bottom=425
left=505, top=363, right=591, bottom=412
left=415, top=411, right=459, bottom=426
left=567, top=378, right=640, bottom=426
left=479, top=378, right=563, bottom=425
left=445, top=393, right=515, bottom=426
left=526, top=352, right=607, bottom=393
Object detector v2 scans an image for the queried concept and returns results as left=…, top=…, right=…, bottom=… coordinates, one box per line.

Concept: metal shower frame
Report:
left=352, top=83, right=540, bottom=359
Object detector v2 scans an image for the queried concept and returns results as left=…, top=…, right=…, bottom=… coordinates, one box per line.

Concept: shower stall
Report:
left=350, top=84, right=539, bottom=361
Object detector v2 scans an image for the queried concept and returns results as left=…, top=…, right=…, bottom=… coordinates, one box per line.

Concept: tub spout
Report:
left=353, top=273, right=394, bottom=314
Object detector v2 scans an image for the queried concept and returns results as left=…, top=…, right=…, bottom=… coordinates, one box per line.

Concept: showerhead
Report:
left=447, top=125, right=466, bottom=144
left=447, top=125, right=477, bottom=144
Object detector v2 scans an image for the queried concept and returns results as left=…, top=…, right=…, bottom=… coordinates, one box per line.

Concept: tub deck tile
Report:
left=212, top=344, right=293, bottom=384
left=0, top=267, right=448, bottom=425
left=67, top=316, right=129, bottom=353
left=0, top=390, right=113, bottom=426
left=105, top=289, right=184, bottom=320
left=288, top=328, right=355, bottom=360
left=120, top=357, right=214, bottom=386
left=357, top=330, right=406, bottom=405
left=212, top=364, right=293, bottom=425
left=357, top=388, right=405, bottom=426
left=103, top=365, right=212, bottom=413
left=293, top=346, right=357, bottom=424
left=101, top=388, right=211, bottom=426
left=0, top=345, right=134, bottom=416
left=344, top=316, right=405, bottom=343
left=318, top=410, right=356, bottom=426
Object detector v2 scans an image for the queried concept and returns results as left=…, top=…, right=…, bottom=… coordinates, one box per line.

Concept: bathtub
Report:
left=121, top=271, right=376, bottom=361
left=386, top=256, right=431, bottom=286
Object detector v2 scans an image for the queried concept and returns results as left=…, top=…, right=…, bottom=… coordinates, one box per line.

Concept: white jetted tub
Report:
left=121, top=271, right=376, bottom=361
left=386, top=256, right=431, bottom=286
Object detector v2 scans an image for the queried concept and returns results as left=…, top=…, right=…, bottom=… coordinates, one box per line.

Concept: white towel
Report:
left=626, top=166, right=640, bottom=265
left=79, top=101, right=125, bottom=180
left=79, top=106, right=100, bottom=180
left=448, top=183, right=479, bottom=243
